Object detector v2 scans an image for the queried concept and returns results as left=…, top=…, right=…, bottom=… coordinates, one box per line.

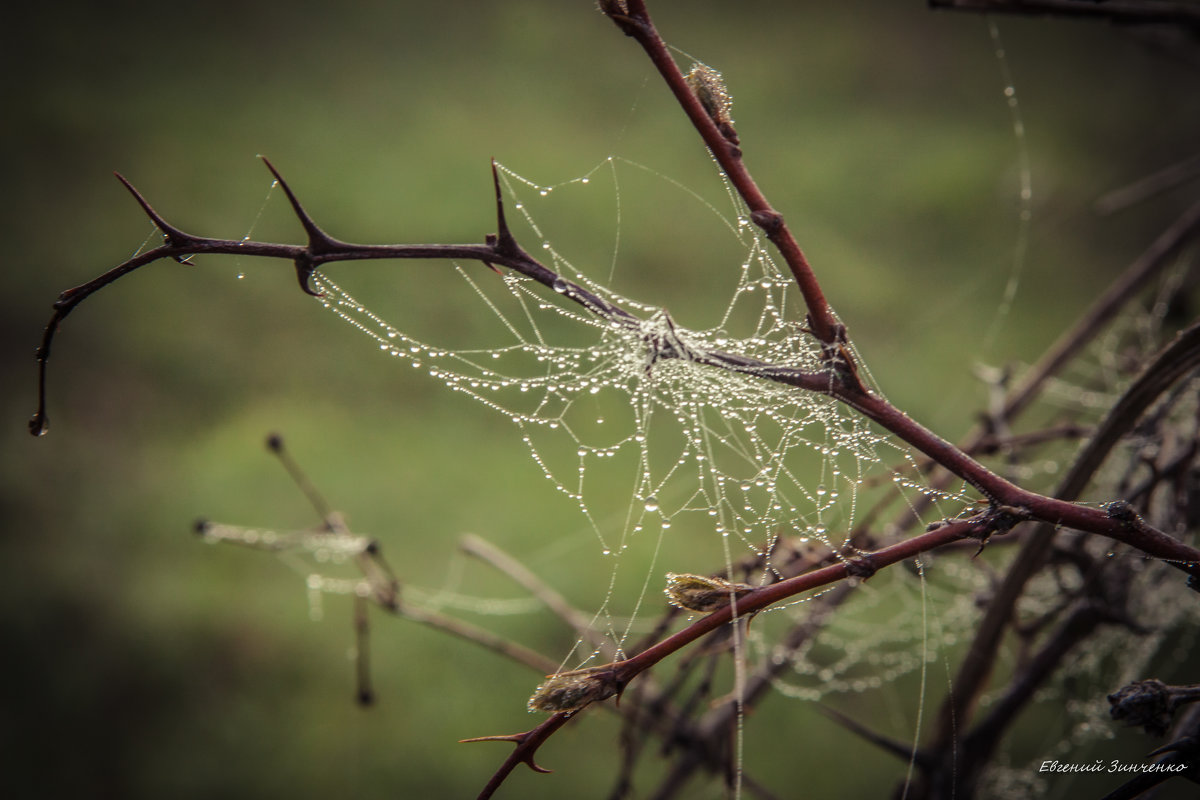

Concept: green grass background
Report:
left=2, top=1, right=1198, bottom=797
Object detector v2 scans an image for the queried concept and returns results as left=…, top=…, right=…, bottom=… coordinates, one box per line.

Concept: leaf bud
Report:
left=684, top=63, right=733, bottom=127
left=528, top=665, right=619, bottom=713
left=664, top=572, right=754, bottom=613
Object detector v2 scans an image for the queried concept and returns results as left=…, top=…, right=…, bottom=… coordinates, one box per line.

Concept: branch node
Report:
left=844, top=552, right=878, bottom=580
left=968, top=503, right=1032, bottom=556
left=1105, top=500, right=1142, bottom=527
left=598, top=0, right=645, bottom=37
left=749, top=209, right=784, bottom=236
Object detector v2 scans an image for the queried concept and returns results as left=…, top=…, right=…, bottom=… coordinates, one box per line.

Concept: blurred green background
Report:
left=3, top=1, right=1198, bottom=798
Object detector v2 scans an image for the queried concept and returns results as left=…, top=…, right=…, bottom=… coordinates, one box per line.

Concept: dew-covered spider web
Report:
left=307, top=153, right=980, bottom=672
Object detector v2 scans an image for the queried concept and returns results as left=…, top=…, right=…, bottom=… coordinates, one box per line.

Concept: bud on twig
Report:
left=684, top=63, right=738, bottom=144
left=664, top=572, right=754, bottom=613
left=528, top=665, right=620, bottom=713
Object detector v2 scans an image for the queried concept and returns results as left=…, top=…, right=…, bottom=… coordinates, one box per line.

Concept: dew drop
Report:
left=644, top=497, right=659, bottom=512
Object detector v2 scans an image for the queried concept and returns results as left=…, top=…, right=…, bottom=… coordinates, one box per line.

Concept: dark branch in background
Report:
left=930, top=0, right=1200, bottom=36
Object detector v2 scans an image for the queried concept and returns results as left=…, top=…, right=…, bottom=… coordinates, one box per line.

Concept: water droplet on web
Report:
left=553, top=277, right=568, bottom=293
left=644, top=497, right=659, bottom=512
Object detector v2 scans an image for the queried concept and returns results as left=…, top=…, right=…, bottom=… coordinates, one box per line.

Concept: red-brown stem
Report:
left=615, top=0, right=839, bottom=346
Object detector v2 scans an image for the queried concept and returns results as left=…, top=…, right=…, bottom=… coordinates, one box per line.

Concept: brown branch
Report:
left=601, top=0, right=841, bottom=349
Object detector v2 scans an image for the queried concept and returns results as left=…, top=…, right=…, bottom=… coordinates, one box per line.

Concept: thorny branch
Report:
left=29, top=0, right=1200, bottom=797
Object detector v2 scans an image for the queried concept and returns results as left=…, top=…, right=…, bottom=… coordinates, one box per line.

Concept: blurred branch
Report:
left=929, top=0, right=1200, bottom=35
left=1096, top=153, right=1200, bottom=215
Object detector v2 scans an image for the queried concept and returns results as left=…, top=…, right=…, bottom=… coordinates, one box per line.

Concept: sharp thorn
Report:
left=259, top=156, right=342, bottom=255
left=295, top=260, right=322, bottom=297
left=113, top=172, right=191, bottom=247
left=490, top=159, right=517, bottom=255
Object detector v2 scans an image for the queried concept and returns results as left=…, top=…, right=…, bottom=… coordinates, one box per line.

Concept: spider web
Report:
left=309, top=155, right=976, bottom=661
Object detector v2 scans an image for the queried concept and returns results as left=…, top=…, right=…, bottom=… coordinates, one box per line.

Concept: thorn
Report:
left=459, top=731, right=554, bottom=774
left=259, top=157, right=342, bottom=254
left=972, top=537, right=990, bottom=558
left=294, top=259, right=321, bottom=297
left=490, top=159, right=518, bottom=257
left=113, top=172, right=193, bottom=248
left=258, top=157, right=336, bottom=296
